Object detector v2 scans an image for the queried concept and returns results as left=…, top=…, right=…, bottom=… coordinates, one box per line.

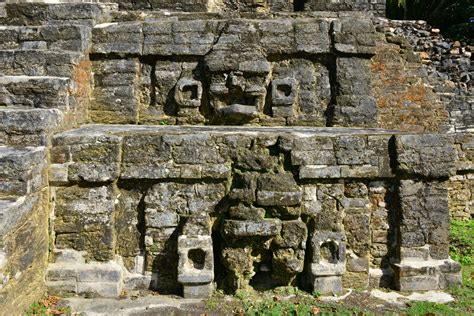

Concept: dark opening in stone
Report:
left=250, top=262, right=273, bottom=291
left=293, top=0, right=306, bottom=11
left=182, top=84, right=199, bottom=100
left=277, top=84, right=292, bottom=97
left=320, top=241, right=339, bottom=264
left=188, top=248, right=206, bottom=270
left=230, top=94, right=258, bottom=107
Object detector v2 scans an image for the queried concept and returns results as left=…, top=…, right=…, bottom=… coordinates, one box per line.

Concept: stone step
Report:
left=0, top=145, right=46, bottom=198
left=0, top=49, right=84, bottom=77
left=0, top=24, right=90, bottom=52
left=0, top=75, right=72, bottom=109
left=47, top=260, right=124, bottom=298
left=0, top=1, right=116, bottom=26
left=393, top=259, right=462, bottom=291
left=62, top=296, right=209, bottom=316
left=0, top=107, right=63, bottom=146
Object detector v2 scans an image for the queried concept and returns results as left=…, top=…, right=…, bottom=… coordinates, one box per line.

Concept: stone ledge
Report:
left=0, top=146, right=46, bottom=198
left=393, top=258, right=462, bottom=291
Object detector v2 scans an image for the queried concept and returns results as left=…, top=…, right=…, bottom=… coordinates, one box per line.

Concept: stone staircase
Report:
left=0, top=1, right=472, bottom=314
left=0, top=2, right=113, bottom=312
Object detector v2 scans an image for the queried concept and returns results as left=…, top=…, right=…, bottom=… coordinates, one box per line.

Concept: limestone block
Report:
left=182, top=213, right=212, bottom=237
left=69, top=141, right=121, bottom=183
left=92, top=22, right=143, bottom=55
left=0, top=190, right=49, bottom=314
left=270, top=78, right=297, bottom=118
left=299, top=165, right=341, bottom=179
left=229, top=204, right=266, bottom=221
left=47, top=280, right=77, bottom=296
left=454, top=133, right=474, bottom=171
left=175, top=78, right=202, bottom=109
left=2, top=2, right=116, bottom=26
left=256, top=173, right=302, bottom=206
left=344, top=213, right=371, bottom=256
left=335, top=135, right=371, bottom=165
left=393, top=259, right=461, bottom=291
left=183, top=283, right=214, bottom=299
left=294, top=20, right=331, bottom=54
left=396, top=134, right=456, bottom=177
left=310, top=231, right=346, bottom=277
left=54, top=185, right=116, bottom=261
left=145, top=211, right=179, bottom=229
left=342, top=271, right=369, bottom=289
left=0, top=108, right=63, bottom=146
left=273, top=220, right=307, bottom=249
left=347, top=256, right=369, bottom=273
left=332, top=18, right=377, bottom=55
left=256, top=190, right=302, bottom=206
left=121, top=134, right=171, bottom=179
left=223, top=219, right=282, bottom=237
left=0, top=25, right=90, bottom=52
left=0, top=50, right=83, bottom=77
left=272, top=248, right=305, bottom=284
left=398, top=180, right=450, bottom=259
left=118, top=0, right=208, bottom=12
left=143, top=20, right=217, bottom=56
left=77, top=281, right=121, bottom=298
left=291, top=150, right=336, bottom=166
left=91, top=58, right=144, bottom=124
left=0, top=146, right=46, bottom=198
left=0, top=76, right=72, bottom=109
left=311, top=276, right=343, bottom=294
left=145, top=182, right=226, bottom=215
left=273, top=59, right=330, bottom=126
left=177, top=236, right=214, bottom=284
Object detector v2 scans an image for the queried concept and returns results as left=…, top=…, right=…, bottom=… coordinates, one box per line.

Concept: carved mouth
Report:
left=219, top=104, right=258, bottom=120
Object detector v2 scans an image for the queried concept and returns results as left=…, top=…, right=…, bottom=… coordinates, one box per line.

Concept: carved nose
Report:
left=228, top=71, right=243, bottom=87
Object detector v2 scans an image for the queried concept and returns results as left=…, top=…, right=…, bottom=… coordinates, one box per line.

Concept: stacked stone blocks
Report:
left=0, top=1, right=470, bottom=311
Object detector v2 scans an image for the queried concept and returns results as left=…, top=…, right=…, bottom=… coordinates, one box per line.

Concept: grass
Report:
left=406, top=219, right=474, bottom=315
left=234, top=287, right=370, bottom=316
left=24, top=295, right=82, bottom=316
left=449, top=220, right=474, bottom=266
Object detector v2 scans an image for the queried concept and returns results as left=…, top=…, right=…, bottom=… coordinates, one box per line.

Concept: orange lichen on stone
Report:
left=371, top=42, right=449, bottom=132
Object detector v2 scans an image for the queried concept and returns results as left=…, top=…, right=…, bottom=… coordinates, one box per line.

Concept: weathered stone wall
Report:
left=44, top=126, right=462, bottom=296
left=0, top=147, right=49, bottom=314
left=88, top=15, right=378, bottom=127
left=108, top=0, right=386, bottom=14
left=370, top=19, right=473, bottom=222
left=449, top=133, right=474, bottom=219
left=373, top=19, right=473, bottom=134
left=0, top=1, right=471, bottom=311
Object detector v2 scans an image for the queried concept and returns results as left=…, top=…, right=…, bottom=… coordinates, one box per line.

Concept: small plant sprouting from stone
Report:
left=24, top=295, right=83, bottom=316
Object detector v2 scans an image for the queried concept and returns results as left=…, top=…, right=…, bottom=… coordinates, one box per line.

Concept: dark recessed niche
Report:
left=188, top=248, right=206, bottom=270
left=294, top=0, right=306, bottom=12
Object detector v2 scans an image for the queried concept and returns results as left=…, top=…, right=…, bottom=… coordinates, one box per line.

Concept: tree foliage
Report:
left=387, top=0, right=474, bottom=42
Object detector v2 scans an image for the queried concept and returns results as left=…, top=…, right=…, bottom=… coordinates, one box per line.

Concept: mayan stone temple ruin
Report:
left=0, top=0, right=472, bottom=313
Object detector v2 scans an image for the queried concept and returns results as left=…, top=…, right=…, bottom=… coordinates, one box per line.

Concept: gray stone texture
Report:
left=0, top=1, right=468, bottom=307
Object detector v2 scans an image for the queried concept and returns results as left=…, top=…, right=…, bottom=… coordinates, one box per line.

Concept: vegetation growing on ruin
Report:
left=203, top=219, right=474, bottom=315
left=386, top=0, right=474, bottom=43
left=23, top=296, right=77, bottom=316
left=450, top=219, right=474, bottom=265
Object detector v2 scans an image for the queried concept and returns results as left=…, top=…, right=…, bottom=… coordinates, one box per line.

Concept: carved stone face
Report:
left=209, top=70, right=269, bottom=122
left=206, top=49, right=272, bottom=123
